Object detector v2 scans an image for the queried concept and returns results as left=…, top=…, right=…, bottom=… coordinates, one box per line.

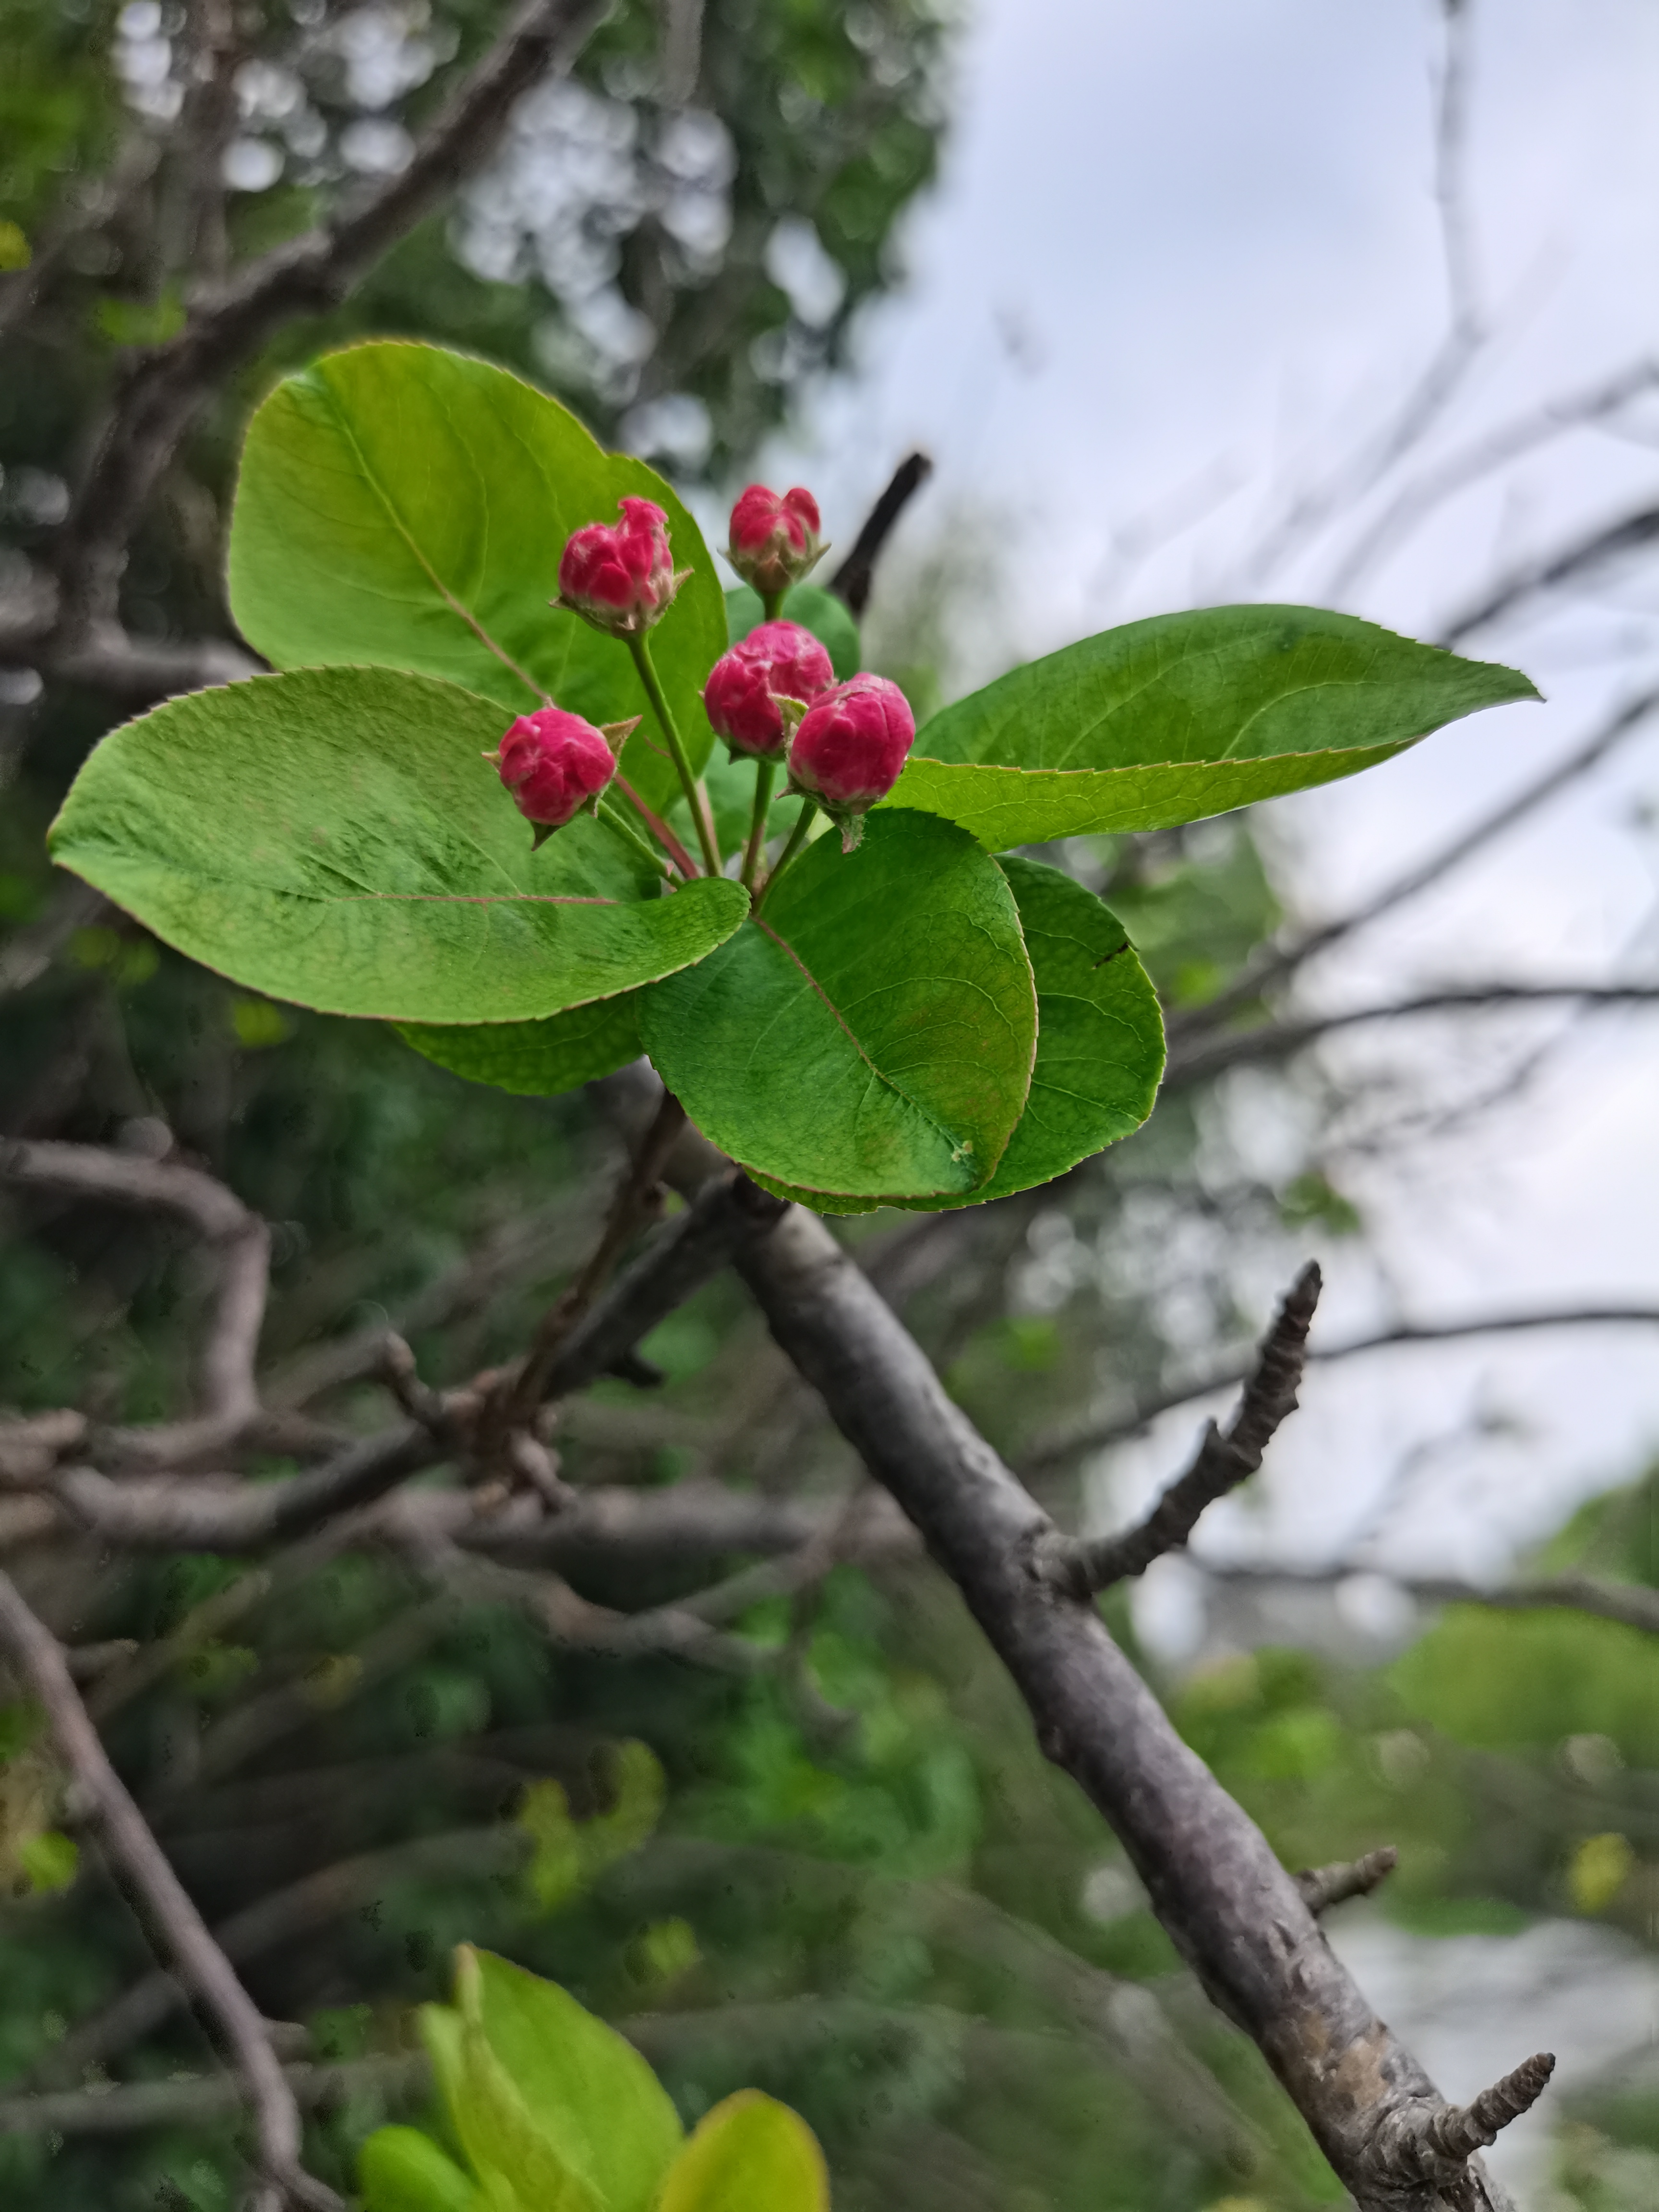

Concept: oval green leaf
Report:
left=640, top=808, right=1037, bottom=1202
left=227, top=340, right=727, bottom=814
left=450, top=1948, right=684, bottom=2212
left=399, top=994, right=643, bottom=1098
left=890, top=605, right=1539, bottom=849
left=658, top=2092, right=829, bottom=2212
left=894, top=858, right=1165, bottom=1209
left=48, top=665, right=747, bottom=1023
left=359, top=2125, right=480, bottom=2212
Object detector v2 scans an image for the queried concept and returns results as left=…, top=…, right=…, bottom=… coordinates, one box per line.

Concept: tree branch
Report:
left=1036, top=1264, right=1321, bottom=1597
left=828, top=451, right=933, bottom=616
left=710, top=1190, right=1542, bottom=2208
left=1296, top=1846, right=1399, bottom=1916
left=1, top=1137, right=270, bottom=1463
left=1438, top=496, right=1659, bottom=649
left=1168, top=686, right=1659, bottom=1045
left=1167, top=980, right=1659, bottom=1086
left=1024, top=1302, right=1659, bottom=1474
left=0, top=1571, right=342, bottom=2210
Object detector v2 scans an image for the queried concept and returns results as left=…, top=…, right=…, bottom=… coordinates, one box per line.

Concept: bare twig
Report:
left=1167, top=980, right=1659, bottom=1087
left=1326, top=358, right=1659, bottom=599
left=1438, top=496, right=1659, bottom=648
left=0, top=1137, right=269, bottom=1462
left=1023, top=1302, right=1659, bottom=1474
left=1169, top=686, right=1659, bottom=1044
left=1201, top=1561, right=1659, bottom=1642
left=1296, top=1846, right=1399, bottom=1916
left=0, top=1571, right=342, bottom=2210
left=496, top=1088, right=690, bottom=1428
left=31, top=1826, right=520, bottom=2090
left=828, top=452, right=934, bottom=616
left=1036, top=1264, right=1321, bottom=1596
left=0, top=2053, right=429, bottom=2139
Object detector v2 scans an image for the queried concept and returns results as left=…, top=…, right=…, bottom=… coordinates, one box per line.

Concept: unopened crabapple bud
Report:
left=485, top=706, right=619, bottom=847
left=786, top=673, right=915, bottom=851
left=556, top=496, right=685, bottom=637
left=702, top=619, right=836, bottom=760
left=726, top=483, right=824, bottom=597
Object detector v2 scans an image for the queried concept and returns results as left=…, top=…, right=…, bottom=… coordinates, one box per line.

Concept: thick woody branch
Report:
left=1296, top=1846, right=1399, bottom=1916
left=0, top=1571, right=342, bottom=2210
left=52, top=0, right=610, bottom=633
left=716, top=1193, right=1539, bottom=2209
left=1037, top=1263, right=1321, bottom=1597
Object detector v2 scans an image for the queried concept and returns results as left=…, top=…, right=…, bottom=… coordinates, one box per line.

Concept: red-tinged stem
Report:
left=613, top=771, right=698, bottom=880
left=626, top=633, right=721, bottom=876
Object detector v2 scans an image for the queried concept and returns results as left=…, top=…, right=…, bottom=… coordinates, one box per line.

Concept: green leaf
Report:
left=359, top=2126, right=480, bottom=2212
left=18, top=1830, right=78, bottom=1895
left=639, top=809, right=1037, bottom=1202
left=448, top=1948, right=684, bottom=2212
left=399, top=994, right=643, bottom=1098
left=658, top=2092, right=829, bottom=2212
left=48, top=666, right=747, bottom=1023
left=891, top=606, right=1538, bottom=849
left=228, top=340, right=728, bottom=814
left=893, top=858, right=1164, bottom=1209
left=724, top=584, right=862, bottom=678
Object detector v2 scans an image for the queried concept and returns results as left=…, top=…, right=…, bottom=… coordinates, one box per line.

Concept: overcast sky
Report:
left=749, top=0, right=1659, bottom=1610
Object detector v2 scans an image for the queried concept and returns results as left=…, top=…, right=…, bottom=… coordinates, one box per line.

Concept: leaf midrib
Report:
left=751, top=915, right=980, bottom=1177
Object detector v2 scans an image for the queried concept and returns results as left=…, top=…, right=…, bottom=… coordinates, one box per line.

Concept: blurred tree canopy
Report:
left=4, top=6, right=1659, bottom=2212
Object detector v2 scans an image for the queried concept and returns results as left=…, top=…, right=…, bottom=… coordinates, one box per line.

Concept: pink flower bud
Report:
left=786, top=673, right=915, bottom=850
left=557, top=496, right=684, bottom=637
left=702, top=619, right=836, bottom=759
left=487, top=707, right=616, bottom=845
left=727, top=483, right=824, bottom=596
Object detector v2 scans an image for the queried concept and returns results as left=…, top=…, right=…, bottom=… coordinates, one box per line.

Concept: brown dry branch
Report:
left=625, top=1130, right=1548, bottom=2210
left=1035, top=1262, right=1321, bottom=1598
left=0, top=1571, right=343, bottom=2210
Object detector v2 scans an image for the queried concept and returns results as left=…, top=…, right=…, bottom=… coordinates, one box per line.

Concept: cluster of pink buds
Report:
left=489, top=480, right=915, bottom=861
left=556, top=496, right=686, bottom=638
left=786, top=673, right=915, bottom=849
left=702, top=619, right=835, bottom=759
left=726, top=484, right=824, bottom=597
left=486, top=707, right=633, bottom=848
